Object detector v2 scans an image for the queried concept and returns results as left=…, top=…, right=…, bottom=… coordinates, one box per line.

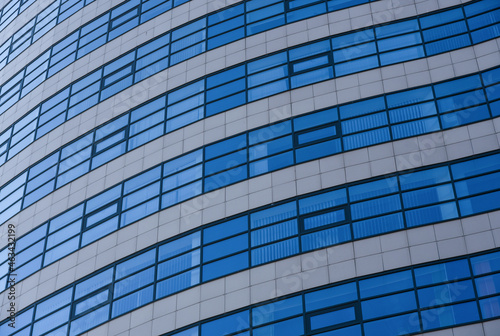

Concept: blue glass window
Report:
left=359, top=270, right=413, bottom=298
left=253, top=296, right=302, bottom=326
left=115, top=249, right=155, bottom=279
left=399, top=166, right=450, bottom=190
left=203, top=234, right=248, bottom=262
left=253, top=317, right=303, bottom=336
left=353, top=213, right=404, bottom=239
left=364, top=313, right=420, bottom=336
left=301, top=224, right=351, bottom=251
left=201, top=311, right=249, bottom=335
left=251, top=237, right=299, bottom=265
left=156, top=268, right=200, bottom=298
left=351, top=194, right=401, bottom=220
left=418, top=280, right=475, bottom=308
left=303, top=209, right=345, bottom=230
left=451, top=154, right=500, bottom=179
left=159, top=232, right=201, bottom=261
left=203, top=216, right=248, bottom=244
left=202, top=252, right=248, bottom=281
left=349, top=177, right=398, bottom=202
left=459, top=190, right=500, bottom=216
left=157, top=250, right=200, bottom=279
left=305, top=282, right=357, bottom=311
left=310, top=306, right=356, bottom=330
left=405, top=202, right=458, bottom=227
left=299, top=189, right=347, bottom=214
left=251, top=219, right=297, bottom=246
left=471, top=251, right=500, bottom=275
left=251, top=202, right=296, bottom=228
left=421, top=301, right=479, bottom=330
left=480, top=296, right=500, bottom=318
left=415, top=259, right=470, bottom=286
left=402, top=184, right=455, bottom=208
left=362, top=291, right=417, bottom=319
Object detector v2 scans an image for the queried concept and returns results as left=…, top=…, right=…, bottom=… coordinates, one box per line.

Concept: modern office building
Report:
left=0, top=0, right=499, bottom=335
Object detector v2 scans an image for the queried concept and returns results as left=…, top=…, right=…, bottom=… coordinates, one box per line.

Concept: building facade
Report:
left=0, top=0, right=500, bottom=335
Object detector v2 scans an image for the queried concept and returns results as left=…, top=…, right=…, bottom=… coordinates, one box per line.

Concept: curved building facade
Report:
left=0, top=0, right=500, bottom=335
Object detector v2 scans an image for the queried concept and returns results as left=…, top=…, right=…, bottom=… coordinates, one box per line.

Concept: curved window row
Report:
left=1, top=221, right=499, bottom=336
left=0, top=60, right=499, bottom=235
left=167, top=249, right=500, bottom=336
left=0, top=0, right=96, bottom=71
left=1, top=144, right=500, bottom=312
left=0, top=0, right=378, bottom=115
left=0, top=0, right=188, bottom=76
left=0, top=0, right=497, bottom=172
left=0, top=0, right=35, bottom=33
left=0, top=0, right=193, bottom=113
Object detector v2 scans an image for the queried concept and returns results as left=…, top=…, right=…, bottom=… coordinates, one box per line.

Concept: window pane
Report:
left=353, top=213, right=404, bottom=239
left=402, top=184, right=455, bottom=208
left=203, top=234, right=248, bottom=262
left=253, top=296, right=302, bottom=326
left=349, top=177, right=398, bottom=202
left=364, top=313, right=420, bottom=336
left=305, top=282, right=357, bottom=311
left=75, top=289, right=109, bottom=315
left=251, top=237, right=299, bottom=265
left=202, top=252, right=248, bottom=281
left=251, top=202, right=296, bottom=229
left=421, top=301, right=479, bottom=330
left=301, top=224, right=351, bottom=251
left=201, top=311, right=249, bottom=336
left=310, top=306, right=356, bottom=330
left=159, top=232, right=201, bottom=261
left=115, top=249, right=155, bottom=279
left=405, top=202, right=458, bottom=227
left=253, top=316, right=304, bottom=336
left=299, top=189, right=347, bottom=214
left=69, top=304, right=109, bottom=336
left=459, top=191, right=500, bottom=216
left=415, top=259, right=470, bottom=286
left=303, top=209, right=345, bottom=230
left=251, top=219, right=297, bottom=247
left=351, top=195, right=401, bottom=220
left=75, top=269, right=113, bottom=299
left=471, top=251, right=500, bottom=275
left=399, top=166, right=450, bottom=190
left=451, top=153, right=500, bottom=180
left=359, top=271, right=413, bottom=298
left=418, top=280, right=475, bottom=308
left=480, top=296, right=500, bottom=318
left=114, top=267, right=155, bottom=298
left=203, top=216, right=248, bottom=244
left=476, top=273, right=500, bottom=297
left=362, top=291, right=416, bottom=319
left=156, top=268, right=200, bottom=298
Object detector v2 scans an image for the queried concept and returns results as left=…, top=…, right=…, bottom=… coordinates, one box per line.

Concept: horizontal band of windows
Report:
left=0, top=4, right=498, bottom=191
left=0, top=0, right=186, bottom=80
left=164, top=249, right=500, bottom=336
left=0, top=0, right=493, bottom=163
left=0, top=0, right=36, bottom=34
left=1, top=61, right=499, bottom=252
left=2, top=147, right=500, bottom=328
left=1, top=217, right=499, bottom=336
left=0, top=0, right=378, bottom=118
left=0, top=0, right=97, bottom=74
